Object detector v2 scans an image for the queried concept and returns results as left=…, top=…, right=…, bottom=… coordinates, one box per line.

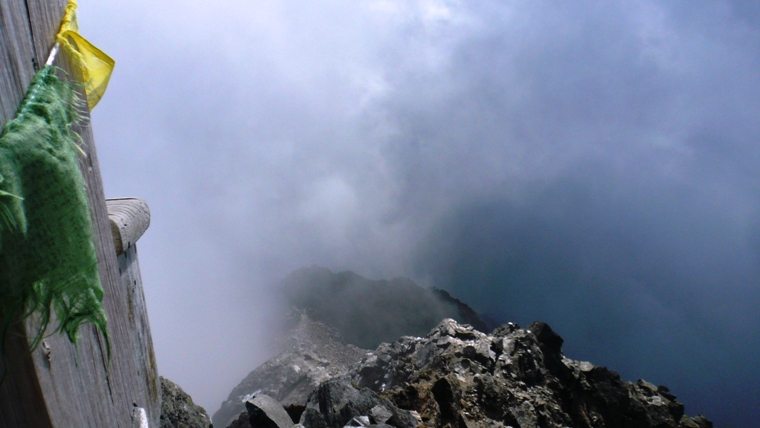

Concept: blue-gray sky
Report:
left=81, top=1, right=758, bottom=426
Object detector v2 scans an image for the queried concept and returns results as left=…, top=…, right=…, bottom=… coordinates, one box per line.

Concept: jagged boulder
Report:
left=225, top=411, right=251, bottom=428
left=246, top=394, right=295, bottom=428
left=299, top=378, right=418, bottom=428
left=159, top=376, right=213, bottom=428
left=346, top=319, right=711, bottom=428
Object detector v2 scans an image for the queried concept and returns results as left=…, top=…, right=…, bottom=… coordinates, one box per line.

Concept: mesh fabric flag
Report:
left=0, top=65, right=108, bottom=355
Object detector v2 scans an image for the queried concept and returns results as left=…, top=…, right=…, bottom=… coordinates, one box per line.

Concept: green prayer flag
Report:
left=0, top=66, right=107, bottom=354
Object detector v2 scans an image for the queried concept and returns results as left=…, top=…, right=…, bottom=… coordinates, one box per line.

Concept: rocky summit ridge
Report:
left=162, top=267, right=712, bottom=428
left=344, top=318, right=710, bottom=428
left=208, top=317, right=710, bottom=428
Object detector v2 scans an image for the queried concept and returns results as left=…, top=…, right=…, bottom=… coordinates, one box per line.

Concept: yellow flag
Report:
left=55, top=0, right=115, bottom=109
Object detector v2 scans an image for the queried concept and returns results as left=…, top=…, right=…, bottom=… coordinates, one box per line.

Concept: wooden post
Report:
left=0, top=2, right=160, bottom=427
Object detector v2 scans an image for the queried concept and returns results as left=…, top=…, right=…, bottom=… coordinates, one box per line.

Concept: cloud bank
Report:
left=82, top=1, right=759, bottom=425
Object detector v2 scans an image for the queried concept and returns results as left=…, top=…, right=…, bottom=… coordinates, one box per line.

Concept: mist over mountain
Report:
left=196, top=267, right=713, bottom=428
left=279, top=266, right=490, bottom=349
left=84, top=2, right=760, bottom=425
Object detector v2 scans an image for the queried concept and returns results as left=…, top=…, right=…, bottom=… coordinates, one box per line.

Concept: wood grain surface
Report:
left=107, top=198, right=151, bottom=256
left=0, top=2, right=159, bottom=426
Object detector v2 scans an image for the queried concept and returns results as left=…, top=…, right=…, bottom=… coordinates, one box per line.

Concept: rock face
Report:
left=225, top=411, right=252, bottom=428
left=217, top=318, right=712, bottom=428
left=212, top=315, right=368, bottom=428
left=215, top=266, right=713, bottom=427
left=299, top=378, right=419, bottom=428
left=246, top=394, right=295, bottom=428
left=280, top=266, right=492, bottom=349
left=345, top=319, right=711, bottom=428
left=159, top=376, right=213, bottom=428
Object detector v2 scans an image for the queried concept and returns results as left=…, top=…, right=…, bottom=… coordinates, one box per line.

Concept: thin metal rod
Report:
left=45, top=42, right=61, bottom=67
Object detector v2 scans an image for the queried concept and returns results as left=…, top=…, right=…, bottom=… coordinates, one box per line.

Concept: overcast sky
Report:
left=80, top=1, right=758, bottom=426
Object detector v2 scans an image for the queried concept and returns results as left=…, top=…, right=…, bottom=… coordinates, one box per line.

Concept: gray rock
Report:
left=226, top=408, right=304, bottom=428
left=368, top=406, right=392, bottom=425
left=299, top=378, right=417, bottom=428
left=212, top=315, right=368, bottom=428
left=226, top=412, right=251, bottom=428
left=280, top=267, right=492, bottom=350
left=679, top=415, right=713, bottom=428
left=341, top=418, right=396, bottom=428
left=219, top=312, right=713, bottom=428
left=159, top=376, right=213, bottom=428
left=343, top=416, right=370, bottom=427
left=246, top=394, right=294, bottom=428
left=346, top=318, right=710, bottom=428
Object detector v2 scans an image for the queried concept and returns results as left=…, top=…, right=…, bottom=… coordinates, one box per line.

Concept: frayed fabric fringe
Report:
left=0, top=66, right=108, bottom=368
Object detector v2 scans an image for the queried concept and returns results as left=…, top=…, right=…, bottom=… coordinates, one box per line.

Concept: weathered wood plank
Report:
left=30, top=1, right=159, bottom=425
left=0, top=2, right=160, bottom=427
left=0, top=325, right=52, bottom=428
left=20, top=1, right=134, bottom=425
left=107, top=198, right=151, bottom=256
left=117, top=245, right=161, bottom=425
left=107, top=197, right=160, bottom=424
left=0, top=0, right=36, bottom=124
left=24, top=0, right=61, bottom=67
left=0, top=3, right=49, bottom=428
